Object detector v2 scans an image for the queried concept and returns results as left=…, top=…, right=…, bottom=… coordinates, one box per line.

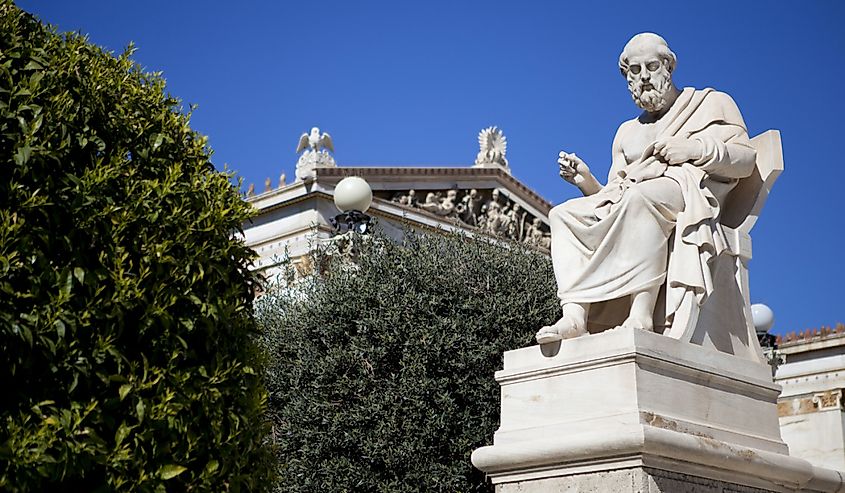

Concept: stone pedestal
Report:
left=471, top=327, right=845, bottom=492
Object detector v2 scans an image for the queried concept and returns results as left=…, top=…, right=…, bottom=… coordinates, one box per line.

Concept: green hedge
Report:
left=0, top=4, right=273, bottom=491
left=257, top=232, right=559, bottom=492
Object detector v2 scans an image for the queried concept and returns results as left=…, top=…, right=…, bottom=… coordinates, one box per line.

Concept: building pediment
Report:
left=243, top=125, right=554, bottom=274
left=248, top=165, right=552, bottom=250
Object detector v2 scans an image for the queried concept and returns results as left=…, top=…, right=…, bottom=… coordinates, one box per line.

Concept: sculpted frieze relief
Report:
left=813, top=390, right=844, bottom=411
left=778, top=390, right=845, bottom=416
left=385, top=187, right=550, bottom=248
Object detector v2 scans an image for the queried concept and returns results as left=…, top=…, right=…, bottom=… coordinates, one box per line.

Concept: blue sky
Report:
left=18, top=1, right=844, bottom=334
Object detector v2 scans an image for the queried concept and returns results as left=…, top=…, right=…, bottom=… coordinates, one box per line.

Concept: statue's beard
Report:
left=629, top=73, right=673, bottom=112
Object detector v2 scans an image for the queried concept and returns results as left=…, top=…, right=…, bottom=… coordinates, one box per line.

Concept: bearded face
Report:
left=626, top=57, right=673, bottom=113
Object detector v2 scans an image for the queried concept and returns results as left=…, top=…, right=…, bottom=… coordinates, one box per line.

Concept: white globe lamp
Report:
left=751, top=303, right=775, bottom=334
left=334, top=176, right=372, bottom=213
left=332, top=176, right=374, bottom=235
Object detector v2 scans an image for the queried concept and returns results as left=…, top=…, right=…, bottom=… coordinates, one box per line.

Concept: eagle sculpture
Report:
left=296, top=127, right=334, bottom=154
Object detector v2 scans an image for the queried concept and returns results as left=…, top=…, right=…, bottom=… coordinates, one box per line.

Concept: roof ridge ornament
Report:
left=473, top=126, right=510, bottom=174
left=295, top=126, right=336, bottom=181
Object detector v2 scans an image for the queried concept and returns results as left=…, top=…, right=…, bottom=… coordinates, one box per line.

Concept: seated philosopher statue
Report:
left=536, top=33, right=758, bottom=344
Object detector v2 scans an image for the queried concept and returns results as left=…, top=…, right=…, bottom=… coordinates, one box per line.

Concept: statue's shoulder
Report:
left=612, top=117, right=641, bottom=145
left=688, top=87, right=748, bottom=129
left=617, top=116, right=641, bottom=131
left=703, top=87, right=746, bottom=120
left=695, top=87, right=741, bottom=109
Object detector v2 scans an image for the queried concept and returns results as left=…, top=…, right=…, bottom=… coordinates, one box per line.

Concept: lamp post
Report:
left=331, top=176, right=374, bottom=235
left=752, top=303, right=782, bottom=376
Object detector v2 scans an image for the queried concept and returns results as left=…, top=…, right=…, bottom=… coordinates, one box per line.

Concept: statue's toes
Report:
left=560, top=324, right=587, bottom=339
left=535, top=326, right=563, bottom=344
left=617, top=316, right=653, bottom=332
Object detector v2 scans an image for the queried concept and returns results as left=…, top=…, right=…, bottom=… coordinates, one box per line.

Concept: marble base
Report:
left=471, top=327, right=844, bottom=492
left=497, top=467, right=774, bottom=493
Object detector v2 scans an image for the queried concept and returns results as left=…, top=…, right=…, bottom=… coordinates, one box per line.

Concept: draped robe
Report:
left=548, top=88, right=757, bottom=331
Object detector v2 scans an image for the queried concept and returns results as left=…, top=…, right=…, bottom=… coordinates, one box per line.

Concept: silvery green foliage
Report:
left=256, top=231, right=558, bottom=492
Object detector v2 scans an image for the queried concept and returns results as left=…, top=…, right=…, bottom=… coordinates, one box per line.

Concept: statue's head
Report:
left=619, top=33, right=677, bottom=113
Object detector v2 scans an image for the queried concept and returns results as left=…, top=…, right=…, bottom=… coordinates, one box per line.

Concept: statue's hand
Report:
left=558, top=151, right=591, bottom=186
left=653, top=136, right=704, bottom=165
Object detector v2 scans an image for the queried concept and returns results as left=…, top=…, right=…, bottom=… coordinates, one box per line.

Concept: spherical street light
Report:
left=331, top=176, right=374, bottom=235
left=334, top=176, right=372, bottom=214
left=751, top=302, right=778, bottom=371
left=751, top=303, right=775, bottom=334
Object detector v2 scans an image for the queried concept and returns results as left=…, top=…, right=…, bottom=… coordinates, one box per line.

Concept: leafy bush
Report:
left=0, top=5, right=273, bottom=491
left=257, top=231, right=559, bottom=492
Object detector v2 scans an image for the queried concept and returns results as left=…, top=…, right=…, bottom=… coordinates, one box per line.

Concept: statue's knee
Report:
left=549, top=203, right=576, bottom=230
left=623, top=183, right=653, bottom=210
left=550, top=203, right=569, bottom=218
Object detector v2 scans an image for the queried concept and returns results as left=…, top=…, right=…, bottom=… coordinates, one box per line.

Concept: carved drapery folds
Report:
left=389, top=188, right=551, bottom=248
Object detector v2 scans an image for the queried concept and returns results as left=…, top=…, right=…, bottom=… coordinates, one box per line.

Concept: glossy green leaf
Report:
left=118, top=384, right=131, bottom=401
left=158, top=464, right=187, bottom=480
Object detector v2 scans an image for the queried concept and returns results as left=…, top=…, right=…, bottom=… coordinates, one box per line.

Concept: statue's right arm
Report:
left=560, top=153, right=602, bottom=196
left=576, top=164, right=603, bottom=196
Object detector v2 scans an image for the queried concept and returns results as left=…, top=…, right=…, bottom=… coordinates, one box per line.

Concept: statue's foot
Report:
left=535, top=315, right=587, bottom=344
left=617, top=313, right=654, bottom=332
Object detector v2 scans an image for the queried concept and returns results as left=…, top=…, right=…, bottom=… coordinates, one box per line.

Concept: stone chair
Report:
left=664, top=130, right=784, bottom=363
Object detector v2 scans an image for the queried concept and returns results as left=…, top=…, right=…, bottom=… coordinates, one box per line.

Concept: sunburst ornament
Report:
left=474, top=126, right=510, bottom=173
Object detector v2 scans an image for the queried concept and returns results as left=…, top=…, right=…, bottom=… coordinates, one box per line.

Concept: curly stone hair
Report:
left=619, top=32, right=677, bottom=77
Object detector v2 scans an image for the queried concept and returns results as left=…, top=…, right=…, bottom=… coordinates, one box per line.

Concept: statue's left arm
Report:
left=653, top=91, right=757, bottom=180
left=689, top=92, right=757, bottom=180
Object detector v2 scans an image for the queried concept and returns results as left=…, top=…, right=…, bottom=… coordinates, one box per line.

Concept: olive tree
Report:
left=257, top=231, right=558, bottom=492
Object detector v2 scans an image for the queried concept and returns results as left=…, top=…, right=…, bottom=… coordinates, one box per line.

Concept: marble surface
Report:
left=471, top=327, right=845, bottom=492
left=295, top=127, right=336, bottom=181
left=497, top=467, right=777, bottom=493
left=474, top=126, right=511, bottom=173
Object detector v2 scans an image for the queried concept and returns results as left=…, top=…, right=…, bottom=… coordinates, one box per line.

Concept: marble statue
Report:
left=278, top=172, right=286, bottom=188
left=387, top=186, right=549, bottom=245
left=536, top=33, right=758, bottom=344
left=295, top=126, right=336, bottom=181
left=264, top=177, right=272, bottom=192
left=507, top=203, right=526, bottom=241
left=416, top=189, right=460, bottom=217
left=395, top=189, right=417, bottom=207
left=481, top=189, right=508, bottom=236
left=524, top=217, right=551, bottom=249
left=420, top=192, right=442, bottom=214
left=457, top=188, right=483, bottom=226
left=296, top=126, right=334, bottom=154
left=473, top=126, right=510, bottom=173
left=439, top=189, right=460, bottom=217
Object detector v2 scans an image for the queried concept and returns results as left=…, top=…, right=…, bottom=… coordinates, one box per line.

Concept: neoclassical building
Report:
left=775, top=326, right=845, bottom=471
left=243, top=126, right=552, bottom=281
